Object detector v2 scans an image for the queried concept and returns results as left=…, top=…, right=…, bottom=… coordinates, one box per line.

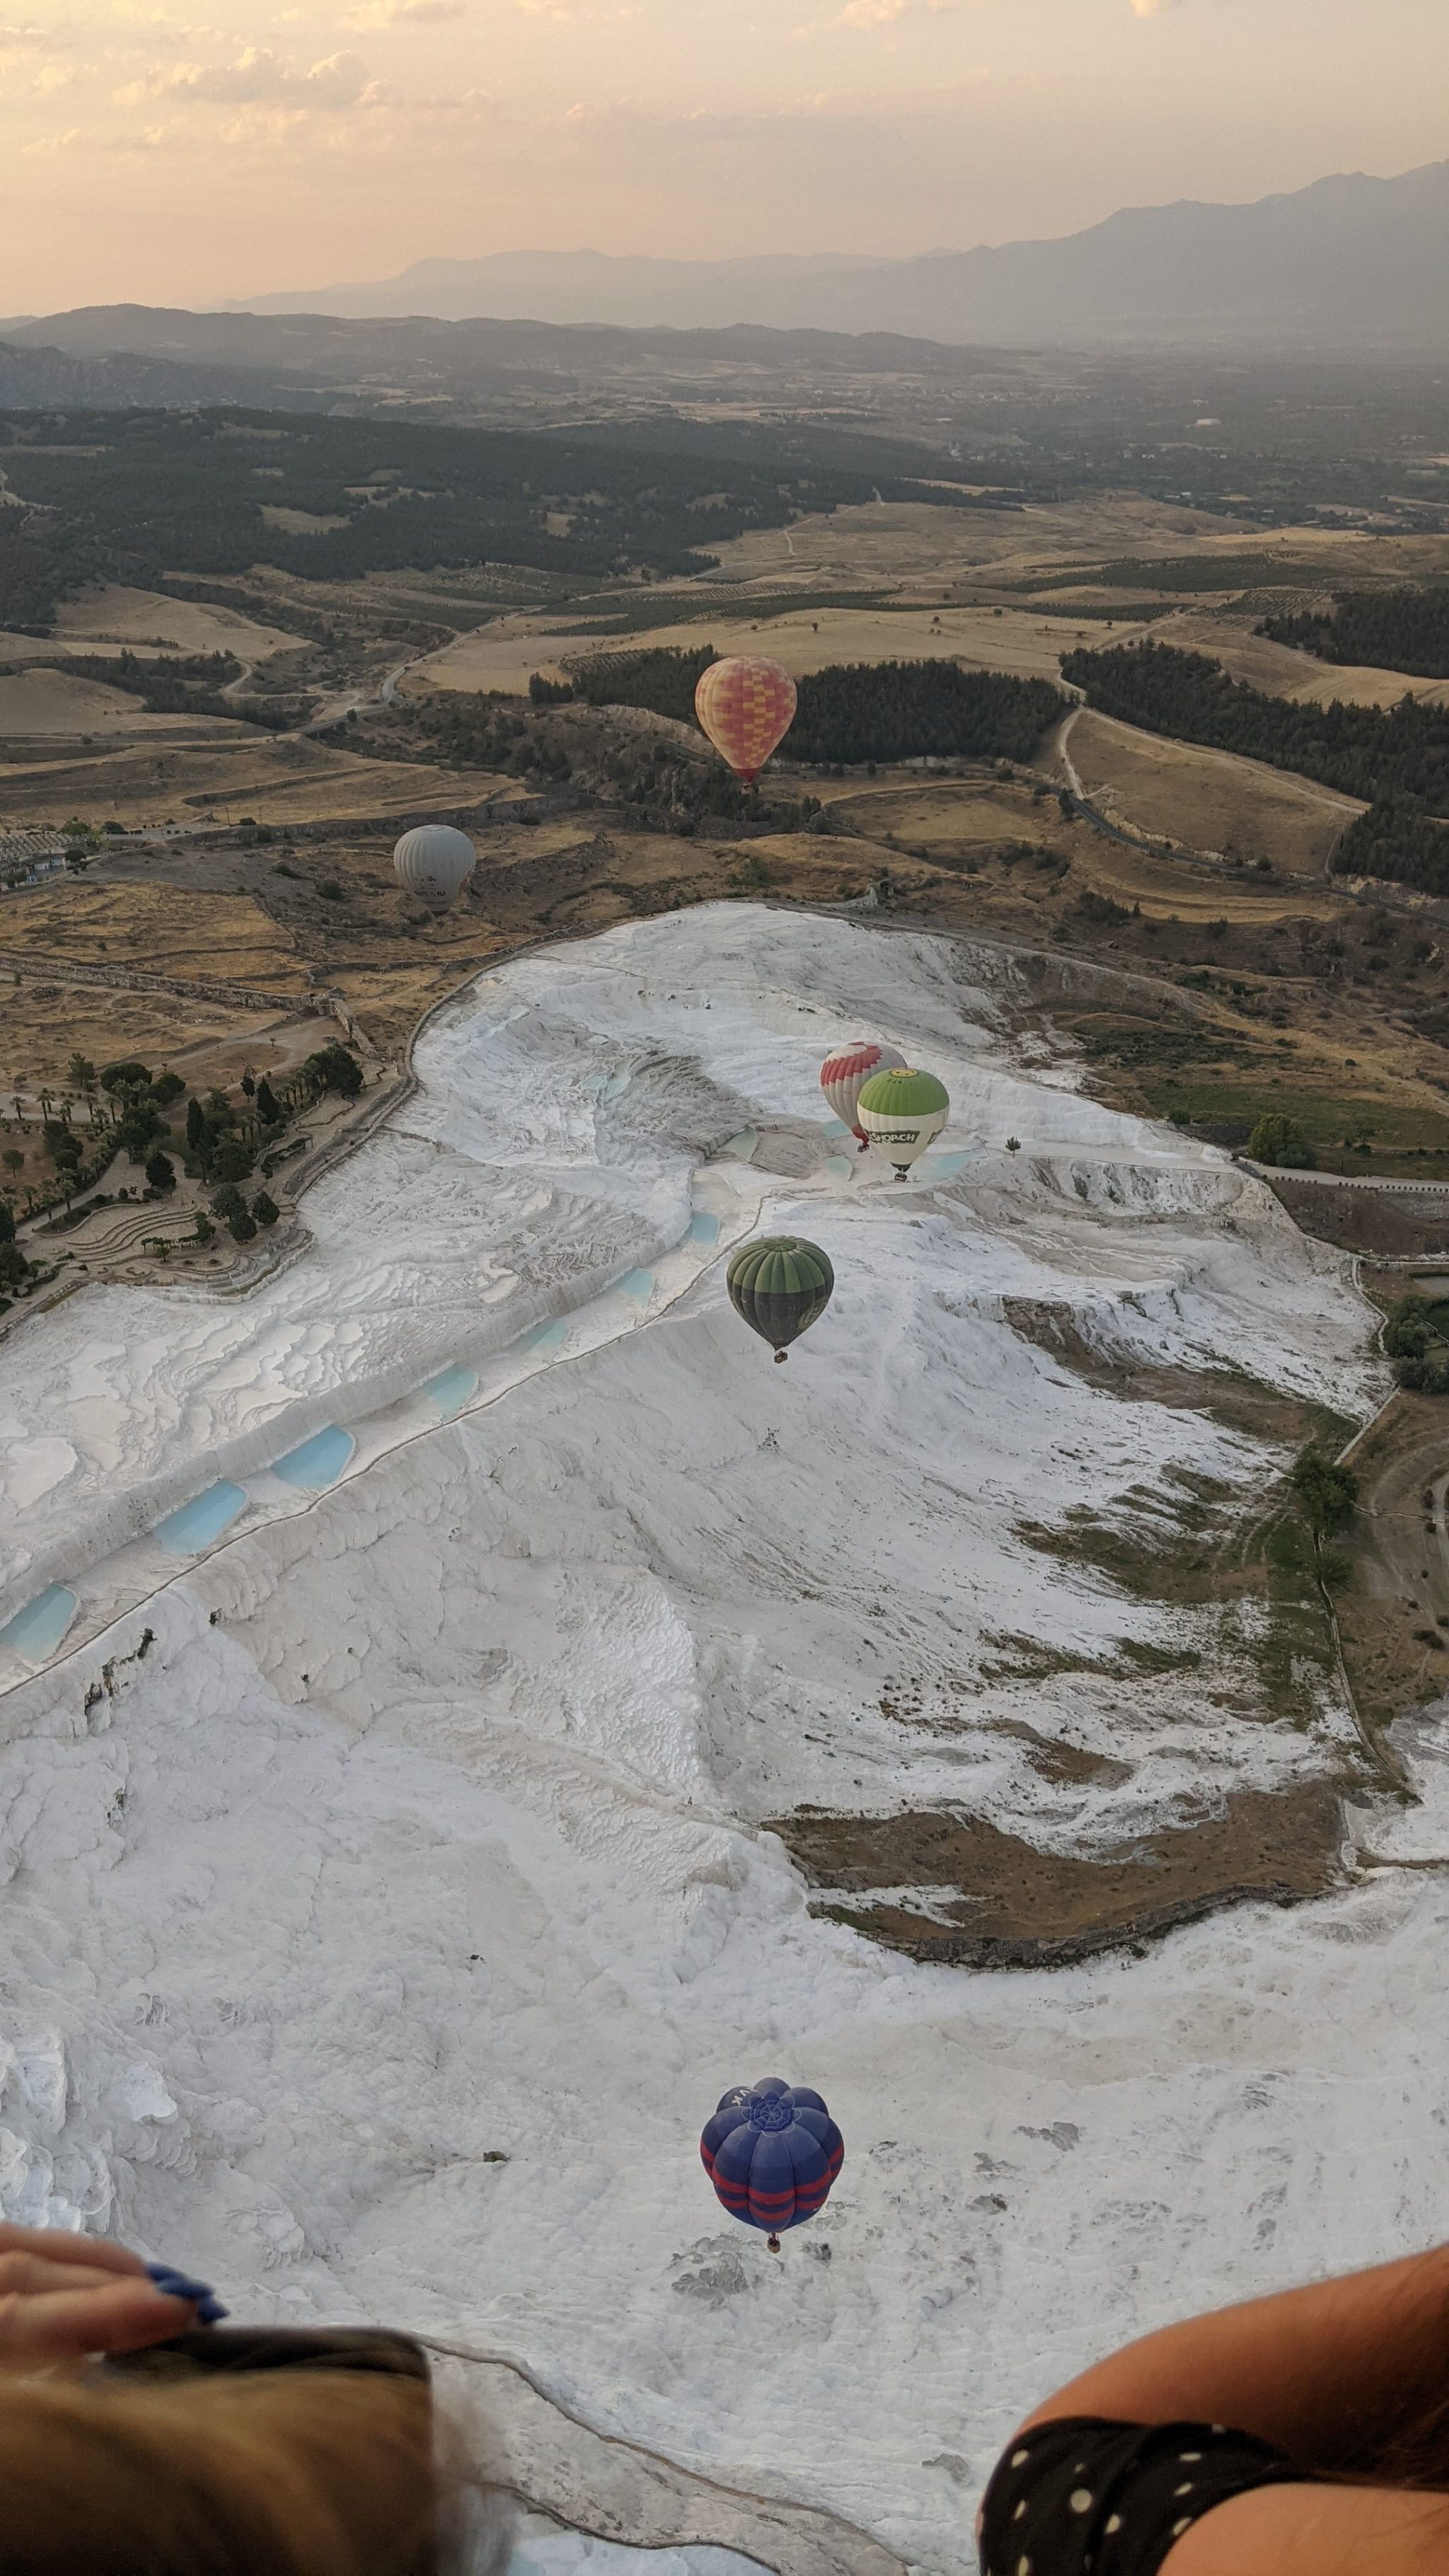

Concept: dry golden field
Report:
left=0, top=734, right=519, bottom=833
left=1064, top=707, right=1361, bottom=874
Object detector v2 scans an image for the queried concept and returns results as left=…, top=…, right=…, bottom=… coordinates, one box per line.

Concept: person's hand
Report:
left=0, top=2224, right=218, bottom=2370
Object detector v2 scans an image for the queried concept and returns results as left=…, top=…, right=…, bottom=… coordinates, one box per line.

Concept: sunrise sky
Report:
left=6, top=0, right=1448, bottom=316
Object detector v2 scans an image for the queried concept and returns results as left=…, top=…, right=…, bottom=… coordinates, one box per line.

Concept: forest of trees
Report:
left=1261, top=587, right=1449, bottom=679
left=565, top=645, right=1063, bottom=766
left=790, top=659, right=1063, bottom=765
left=0, top=408, right=918, bottom=625
left=571, top=644, right=715, bottom=721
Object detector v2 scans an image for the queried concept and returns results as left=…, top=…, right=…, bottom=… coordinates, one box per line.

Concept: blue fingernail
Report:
left=196, top=2299, right=229, bottom=2324
left=146, top=2263, right=215, bottom=2299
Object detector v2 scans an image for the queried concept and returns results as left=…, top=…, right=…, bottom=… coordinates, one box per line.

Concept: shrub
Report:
left=1291, top=1452, right=1358, bottom=1542
left=252, top=1190, right=279, bottom=1227
left=145, top=1149, right=175, bottom=1192
left=226, top=1207, right=258, bottom=1243
left=1247, top=1113, right=1315, bottom=1168
left=0, top=1241, right=28, bottom=1289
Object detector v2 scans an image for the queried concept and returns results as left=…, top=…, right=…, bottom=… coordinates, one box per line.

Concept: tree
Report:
left=1, top=1149, right=23, bottom=1182
left=100, top=1060, right=151, bottom=1095
left=252, top=1190, right=279, bottom=1226
left=145, top=1149, right=175, bottom=1192
left=1291, top=1452, right=1358, bottom=1544
left=1005, top=1136, right=1022, bottom=1155
left=193, top=1211, right=214, bottom=1245
left=0, top=1201, right=13, bottom=1244
left=185, top=1096, right=205, bottom=1153
left=1247, top=1113, right=1315, bottom=1169
left=68, top=1053, right=96, bottom=1091
left=152, top=1070, right=185, bottom=1107
left=227, top=1207, right=258, bottom=1243
left=0, top=1242, right=28, bottom=1290
left=255, top=1077, right=282, bottom=1127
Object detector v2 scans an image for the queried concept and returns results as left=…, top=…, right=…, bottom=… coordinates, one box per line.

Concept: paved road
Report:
left=1248, top=1160, right=1449, bottom=1198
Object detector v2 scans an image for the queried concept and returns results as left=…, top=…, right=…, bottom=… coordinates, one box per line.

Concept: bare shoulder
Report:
left=1164, top=2482, right=1449, bottom=2576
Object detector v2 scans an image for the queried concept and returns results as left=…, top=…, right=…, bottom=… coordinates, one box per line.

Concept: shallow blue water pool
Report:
left=518, top=1317, right=569, bottom=1353
left=721, top=1131, right=758, bottom=1162
left=616, top=1268, right=654, bottom=1303
left=272, top=1426, right=356, bottom=1489
left=685, top=1212, right=719, bottom=1247
left=824, top=1155, right=855, bottom=1182
left=423, top=1365, right=478, bottom=1418
left=917, top=1149, right=973, bottom=1182
left=154, top=1482, right=248, bottom=1556
left=0, top=1584, right=79, bottom=1661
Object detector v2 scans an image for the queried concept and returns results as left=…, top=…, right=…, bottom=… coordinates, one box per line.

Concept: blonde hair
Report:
left=0, top=2369, right=444, bottom=2576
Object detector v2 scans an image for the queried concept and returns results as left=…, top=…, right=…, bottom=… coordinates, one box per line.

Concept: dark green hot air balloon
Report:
left=727, top=1235, right=834, bottom=1364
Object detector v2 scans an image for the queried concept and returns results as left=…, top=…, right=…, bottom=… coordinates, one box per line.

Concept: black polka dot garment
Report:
left=978, top=2416, right=1307, bottom=2575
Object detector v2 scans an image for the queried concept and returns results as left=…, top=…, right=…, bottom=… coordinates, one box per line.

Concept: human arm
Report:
left=1018, top=2241, right=1449, bottom=2473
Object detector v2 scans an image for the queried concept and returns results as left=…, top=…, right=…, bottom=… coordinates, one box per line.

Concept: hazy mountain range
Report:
left=3, top=158, right=1447, bottom=419
left=215, top=158, right=1449, bottom=348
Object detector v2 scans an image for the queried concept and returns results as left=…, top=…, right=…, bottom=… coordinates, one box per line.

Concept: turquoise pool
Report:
left=423, top=1365, right=478, bottom=1418
left=518, top=1317, right=569, bottom=1353
left=918, top=1149, right=972, bottom=1182
left=154, top=1482, right=248, bottom=1556
left=721, top=1131, right=758, bottom=1162
left=615, top=1268, right=654, bottom=1303
left=686, top=1212, right=720, bottom=1247
left=272, top=1426, right=356, bottom=1490
left=824, top=1155, right=855, bottom=1182
left=0, top=1585, right=79, bottom=1661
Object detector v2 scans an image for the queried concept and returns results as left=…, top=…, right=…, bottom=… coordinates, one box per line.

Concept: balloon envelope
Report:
left=821, top=1041, right=907, bottom=1144
left=726, top=1235, right=833, bottom=1361
left=700, top=2077, right=844, bottom=2234
left=856, top=1066, right=949, bottom=1174
left=694, top=657, right=797, bottom=782
left=393, top=824, right=477, bottom=911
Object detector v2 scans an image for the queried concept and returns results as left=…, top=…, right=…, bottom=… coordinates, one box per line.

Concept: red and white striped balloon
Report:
left=820, top=1042, right=907, bottom=1146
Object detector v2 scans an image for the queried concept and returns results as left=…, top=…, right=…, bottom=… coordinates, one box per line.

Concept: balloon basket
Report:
left=767, top=2234, right=781, bottom=2255
left=773, top=1350, right=788, bottom=1365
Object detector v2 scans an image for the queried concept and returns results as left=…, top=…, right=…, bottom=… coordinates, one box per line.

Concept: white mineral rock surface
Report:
left=1, top=907, right=1443, bottom=2576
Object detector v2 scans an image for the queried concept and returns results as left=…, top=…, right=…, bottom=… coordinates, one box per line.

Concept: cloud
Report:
left=838, top=0, right=954, bottom=26
left=342, top=0, right=463, bottom=24
left=154, top=43, right=374, bottom=102
left=0, top=18, right=66, bottom=41
left=1128, top=0, right=1172, bottom=13
left=33, top=59, right=76, bottom=86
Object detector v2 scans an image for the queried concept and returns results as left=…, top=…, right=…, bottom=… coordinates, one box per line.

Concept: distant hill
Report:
left=0, top=308, right=967, bottom=413
left=221, top=159, right=1449, bottom=349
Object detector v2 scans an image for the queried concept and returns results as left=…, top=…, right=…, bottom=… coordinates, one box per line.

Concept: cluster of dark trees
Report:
left=1384, top=1294, right=1449, bottom=1394
left=21, top=1044, right=364, bottom=1240
left=1063, top=640, right=1449, bottom=895
left=561, top=644, right=1063, bottom=767
left=570, top=644, right=715, bottom=722
left=416, top=693, right=573, bottom=782
left=792, top=659, right=1063, bottom=766
left=1262, top=587, right=1449, bottom=680
left=0, top=407, right=925, bottom=623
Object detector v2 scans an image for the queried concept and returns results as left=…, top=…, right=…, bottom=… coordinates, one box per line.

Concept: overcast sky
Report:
left=5, top=0, right=1449, bottom=313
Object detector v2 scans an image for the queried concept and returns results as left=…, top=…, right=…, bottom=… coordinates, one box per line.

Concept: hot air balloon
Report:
left=694, top=657, right=797, bottom=784
left=392, top=824, right=477, bottom=913
left=856, top=1066, right=949, bottom=1179
left=821, top=1041, right=907, bottom=1151
left=727, top=1236, right=833, bottom=1363
left=700, top=2077, right=844, bottom=2253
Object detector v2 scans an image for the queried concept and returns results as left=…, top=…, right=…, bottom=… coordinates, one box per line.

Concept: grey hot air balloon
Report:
left=393, top=824, right=477, bottom=912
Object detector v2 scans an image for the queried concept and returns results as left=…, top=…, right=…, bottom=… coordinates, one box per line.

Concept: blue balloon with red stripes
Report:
left=700, top=2077, right=844, bottom=2235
